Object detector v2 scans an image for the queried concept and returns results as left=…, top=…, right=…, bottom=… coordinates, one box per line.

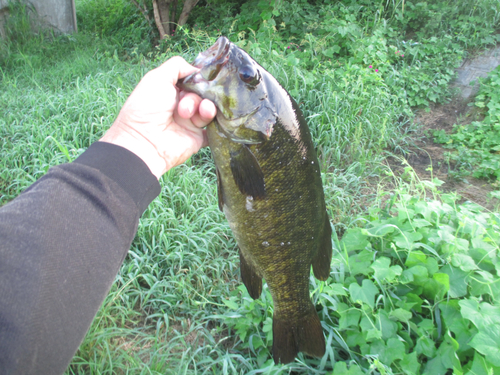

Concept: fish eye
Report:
left=239, top=66, right=259, bottom=85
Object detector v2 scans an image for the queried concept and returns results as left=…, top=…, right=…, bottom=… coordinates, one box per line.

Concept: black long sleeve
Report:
left=0, top=142, right=161, bottom=375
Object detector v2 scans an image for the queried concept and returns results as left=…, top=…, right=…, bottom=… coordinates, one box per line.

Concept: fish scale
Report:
left=178, top=36, right=332, bottom=364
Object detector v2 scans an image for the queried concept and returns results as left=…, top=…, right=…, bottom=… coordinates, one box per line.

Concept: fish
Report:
left=178, top=36, right=332, bottom=364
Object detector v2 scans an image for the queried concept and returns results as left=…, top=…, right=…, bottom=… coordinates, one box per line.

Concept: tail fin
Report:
left=272, top=307, right=325, bottom=364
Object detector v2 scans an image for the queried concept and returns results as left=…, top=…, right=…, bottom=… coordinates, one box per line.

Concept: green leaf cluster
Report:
left=316, top=194, right=500, bottom=373
left=434, top=65, right=500, bottom=182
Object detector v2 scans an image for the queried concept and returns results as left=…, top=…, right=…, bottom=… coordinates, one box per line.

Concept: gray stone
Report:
left=0, top=0, right=77, bottom=37
left=451, top=46, right=500, bottom=99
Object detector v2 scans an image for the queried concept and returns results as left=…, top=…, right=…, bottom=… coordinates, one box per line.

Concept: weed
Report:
left=1, top=0, right=500, bottom=373
left=434, top=65, right=500, bottom=182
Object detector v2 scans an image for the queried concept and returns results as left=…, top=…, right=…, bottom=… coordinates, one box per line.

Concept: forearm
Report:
left=0, top=142, right=160, bottom=375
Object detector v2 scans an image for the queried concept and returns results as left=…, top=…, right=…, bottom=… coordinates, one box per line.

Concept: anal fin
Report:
left=215, top=167, right=224, bottom=212
left=229, top=143, right=265, bottom=200
left=312, top=215, right=333, bottom=281
left=239, top=248, right=262, bottom=300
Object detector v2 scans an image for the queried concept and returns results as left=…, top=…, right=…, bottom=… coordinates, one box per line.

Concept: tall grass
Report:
left=1, top=0, right=500, bottom=373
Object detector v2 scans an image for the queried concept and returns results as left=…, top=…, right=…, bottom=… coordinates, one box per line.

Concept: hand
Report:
left=100, top=56, right=216, bottom=179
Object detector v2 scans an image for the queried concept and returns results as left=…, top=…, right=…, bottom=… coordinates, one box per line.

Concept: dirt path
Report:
left=388, top=46, right=500, bottom=210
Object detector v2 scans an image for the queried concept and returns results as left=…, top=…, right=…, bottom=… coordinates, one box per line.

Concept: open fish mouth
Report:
left=178, top=37, right=232, bottom=87
left=192, top=36, right=230, bottom=69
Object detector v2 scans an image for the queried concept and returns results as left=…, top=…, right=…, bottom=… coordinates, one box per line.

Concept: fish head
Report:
left=178, top=36, right=277, bottom=144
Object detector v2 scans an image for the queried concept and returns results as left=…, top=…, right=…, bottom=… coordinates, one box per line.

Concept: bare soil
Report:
left=386, top=96, right=499, bottom=210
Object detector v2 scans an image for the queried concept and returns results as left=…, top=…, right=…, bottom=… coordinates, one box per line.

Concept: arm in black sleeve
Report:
left=0, top=142, right=161, bottom=375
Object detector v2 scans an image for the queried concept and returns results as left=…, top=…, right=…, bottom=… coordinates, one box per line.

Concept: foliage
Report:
left=77, top=0, right=156, bottom=55
left=219, top=185, right=500, bottom=374
left=434, top=65, right=500, bottom=182
left=1, top=0, right=500, bottom=373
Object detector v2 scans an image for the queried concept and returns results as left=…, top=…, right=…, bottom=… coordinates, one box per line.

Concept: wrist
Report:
left=100, top=125, right=167, bottom=180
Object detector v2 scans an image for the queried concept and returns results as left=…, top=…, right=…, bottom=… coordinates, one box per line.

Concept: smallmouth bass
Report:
left=178, top=36, right=332, bottom=364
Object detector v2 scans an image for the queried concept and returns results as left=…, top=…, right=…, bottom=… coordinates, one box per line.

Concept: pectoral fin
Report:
left=240, top=248, right=262, bottom=300
left=229, top=143, right=266, bottom=200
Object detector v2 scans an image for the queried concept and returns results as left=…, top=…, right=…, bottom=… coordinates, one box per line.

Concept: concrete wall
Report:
left=0, top=0, right=77, bottom=37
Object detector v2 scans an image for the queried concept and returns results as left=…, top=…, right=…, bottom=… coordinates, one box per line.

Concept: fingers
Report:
left=178, top=93, right=216, bottom=127
left=154, top=56, right=199, bottom=85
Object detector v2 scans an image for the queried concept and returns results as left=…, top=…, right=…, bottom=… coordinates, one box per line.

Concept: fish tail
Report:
left=312, top=215, right=333, bottom=281
left=272, top=306, right=325, bottom=364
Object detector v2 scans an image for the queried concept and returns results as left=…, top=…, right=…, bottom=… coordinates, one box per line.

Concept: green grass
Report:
left=1, top=0, right=500, bottom=373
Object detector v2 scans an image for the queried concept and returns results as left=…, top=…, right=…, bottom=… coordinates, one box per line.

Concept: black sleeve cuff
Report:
left=73, top=142, right=161, bottom=213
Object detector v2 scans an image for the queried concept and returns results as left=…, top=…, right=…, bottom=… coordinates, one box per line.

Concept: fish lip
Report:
left=178, top=36, right=231, bottom=90
left=192, top=36, right=230, bottom=68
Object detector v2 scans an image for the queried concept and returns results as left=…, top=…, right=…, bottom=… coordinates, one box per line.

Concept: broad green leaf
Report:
left=325, top=282, right=347, bottom=296
left=439, top=301, right=474, bottom=352
left=345, top=330, right=366, bottom=347
left=349, top=249, right=373, bottom=276
left=433, top=272, right=450, bottom=294
left=360, top=316, right=382, bottom=341
left=339, top=309, right=361, bottom=330
left=472, top=236, right=497, bottom=252
left=413, top=218, right=432, bottom=228
left=465, top=352, right=500, bottom=375
left=401, top=265, right=428, bottom=284
left=423, top=356, right=448, bottom=375
left=405, top=251, right=427, bottom=267
left=223, top=299, right=239, bottom=310
left=370, top=257, right=402, bottom=282
left=376, top=310, right=398, bottom=340
left=398, top=293, right=423, bottom=313
left=394, top=231, right=423, bottom=249
left=331, top=361, right=364, bottom=375
left=385, top=337, right=406, bottom=365
left=362, top=339, right=386, bottom=362
left=452, top=253, right=477, bottom=272
left=416, top=336, right=436, bottom=358
left=340, top=228, right=369, bottom=251
left=440, top=264, right=468, bottom=298
left=400, top=351, right=421, bottom=375
left=436, top=332, right=461, bottom=370
left=460, top=299, right=500, bottom=330
left=469, top=326, right=500, bottom=366
left=389, top=308, right=412, bottom=322
left=349, top=279, right=378, bottom=310
left=286, top=54, right=299, bottom=66
left=424, top=256, right=439, bottom=276
left=362, top=223, right=396, bottom=237
left=469, top=271, right=500, bottom=300
left=417, top=319, right=435, bottom=335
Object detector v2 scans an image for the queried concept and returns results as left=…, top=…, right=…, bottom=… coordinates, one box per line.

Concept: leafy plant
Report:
left=434, top=65, right=500, bottom=181
left=2, top=0, right=500, bottom=373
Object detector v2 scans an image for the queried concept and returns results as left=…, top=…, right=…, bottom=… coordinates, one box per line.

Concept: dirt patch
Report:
left=386, top=96, right=499, bottom=210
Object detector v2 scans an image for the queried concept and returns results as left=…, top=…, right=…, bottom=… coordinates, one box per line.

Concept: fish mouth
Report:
left=192, top=36, right=230, bottom=69
left=178, top=37, right=231, bottom=89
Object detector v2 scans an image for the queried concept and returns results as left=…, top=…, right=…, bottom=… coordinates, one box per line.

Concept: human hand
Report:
left=100, top=56, right=216, bottom=179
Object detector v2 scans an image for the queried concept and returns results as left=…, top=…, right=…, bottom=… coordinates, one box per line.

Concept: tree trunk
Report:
left=170, top=0, right=178, bottom=27
left=177, top=0, right=199, bottom=26
left=152, top=0, right=198, bottom=38
left=152, top=0, right=166, bottom=39
left=158, top=0, right=172, bottom=35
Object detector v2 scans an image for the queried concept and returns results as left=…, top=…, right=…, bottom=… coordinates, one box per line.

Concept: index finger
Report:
left=154, top=56, right=199, bottom=85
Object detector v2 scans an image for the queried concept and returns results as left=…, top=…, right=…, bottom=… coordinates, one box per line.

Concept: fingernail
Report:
left=186, top=99, right=195, bottom=116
